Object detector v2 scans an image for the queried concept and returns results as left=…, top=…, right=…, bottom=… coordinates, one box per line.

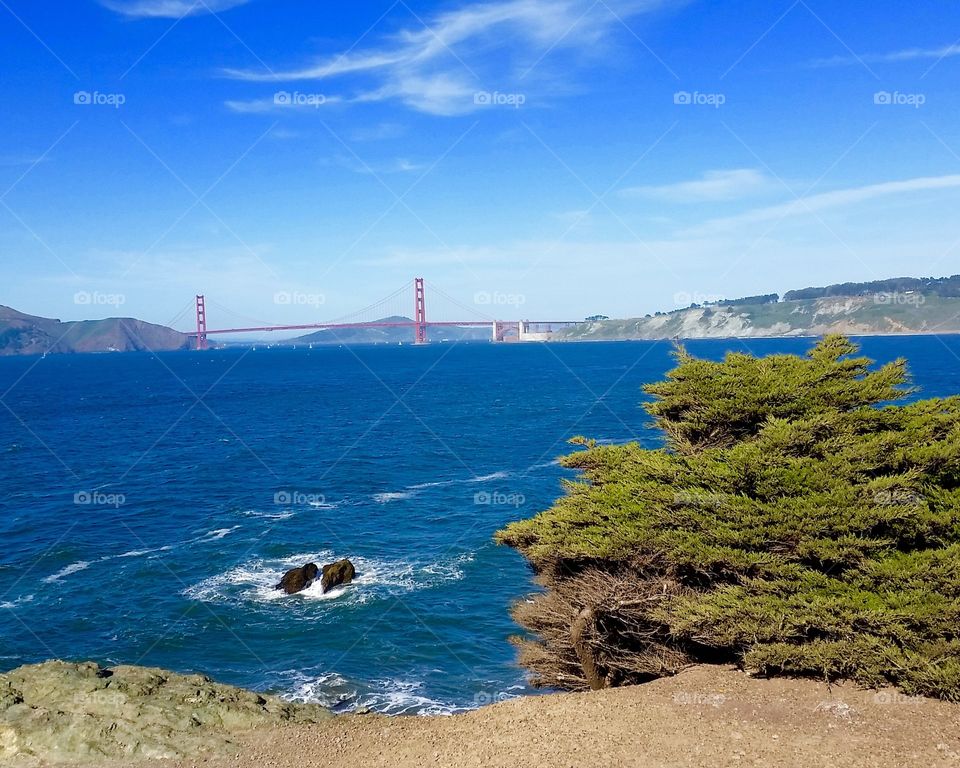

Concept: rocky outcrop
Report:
left=0, top=660, right=331, bottom=763
left=276, top=563, right=320, bottom=595
left=321, top=560, right=356, bottom=593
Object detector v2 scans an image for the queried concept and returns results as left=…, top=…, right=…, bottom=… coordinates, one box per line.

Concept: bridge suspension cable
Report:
left=424, top=280, right=497, bottom=323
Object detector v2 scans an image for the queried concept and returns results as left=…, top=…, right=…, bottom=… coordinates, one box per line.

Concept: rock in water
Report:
left=275, top=562, right=320, bottom=595
left=0, top=660, right=331, bottom=763
left=321, top=559, right=356, bottom=593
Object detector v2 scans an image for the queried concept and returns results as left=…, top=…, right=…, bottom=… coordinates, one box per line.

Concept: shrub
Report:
left=497, top=336, right=960, bottom=698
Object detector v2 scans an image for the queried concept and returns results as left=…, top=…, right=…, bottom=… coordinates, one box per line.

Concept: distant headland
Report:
left=3, top=275, right=960, bottom=356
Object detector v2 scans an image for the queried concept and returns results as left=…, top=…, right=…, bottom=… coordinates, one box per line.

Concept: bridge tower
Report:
left=414, top=277, right=427, bottom=344
left=195, top=295, right=208, bottom=350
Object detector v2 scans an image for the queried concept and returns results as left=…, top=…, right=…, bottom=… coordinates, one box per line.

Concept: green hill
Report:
left=0, top=306, right=189, bottom=356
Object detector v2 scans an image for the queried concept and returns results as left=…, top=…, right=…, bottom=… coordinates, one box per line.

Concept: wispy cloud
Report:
left=224, top=94, right=341, bottom=113
left=812, top=42, right=960, bottom=67
left=100, top=0, right=253, bottom=19
left=222, top=0, right=674, bottom=115
left=705, top=175, right=960, bottom=230
left=621, top=169, right=775, bottom=203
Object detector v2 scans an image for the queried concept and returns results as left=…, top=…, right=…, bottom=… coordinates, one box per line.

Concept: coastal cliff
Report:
left=555, top=293, right=960, bottom=341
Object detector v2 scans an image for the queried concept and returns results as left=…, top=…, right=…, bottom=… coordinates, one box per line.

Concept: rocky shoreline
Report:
left=0, top=661, right=331, bottom=764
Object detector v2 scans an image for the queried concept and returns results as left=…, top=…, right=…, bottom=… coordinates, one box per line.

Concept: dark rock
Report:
left=321, top=559, right=356, bottom=593
left=275, top=562, right=320, bottom=595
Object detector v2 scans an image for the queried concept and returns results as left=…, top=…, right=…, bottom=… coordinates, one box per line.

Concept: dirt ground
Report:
left=55, top=666, right=960, bottom=768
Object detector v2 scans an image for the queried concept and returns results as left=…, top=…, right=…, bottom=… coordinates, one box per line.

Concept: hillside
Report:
left=557, top=292, right=960, bottom=341
left=0, top=306, right=190, bottom=356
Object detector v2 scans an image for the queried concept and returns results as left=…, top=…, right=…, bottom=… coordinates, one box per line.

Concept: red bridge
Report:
left=187, top=278, right=580, bottom=350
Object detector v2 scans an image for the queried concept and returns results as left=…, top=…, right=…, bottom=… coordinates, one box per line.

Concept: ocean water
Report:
left=1, top=336, right=958, bottom=714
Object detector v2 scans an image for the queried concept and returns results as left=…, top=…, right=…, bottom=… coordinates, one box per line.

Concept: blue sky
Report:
left=2, top=0, right=960, bottom=327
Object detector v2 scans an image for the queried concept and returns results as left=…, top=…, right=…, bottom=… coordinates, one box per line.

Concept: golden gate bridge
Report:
left=187, top=278, right=581, bottom=349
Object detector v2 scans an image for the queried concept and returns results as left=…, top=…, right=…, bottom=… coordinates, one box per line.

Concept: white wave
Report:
left=116, top=543, right=173, bottom=558
left=372, top=490, right=417, bottom=503
left=280, top=672, right=357, bottom=709
left=279, top=673, right=462, bottom=716
left=296, top=556, right=415, bottom=602
left=242, top=509, right=295, bottom=521
left=421, top=552, right=474, bottom=582
left=42, top=561, right=91, bottom=584
left=201, top=526, right=240, bottom=540
left=528, top=459, right=562, bottom=470
left=408, top=479, right=458, bottom=490
left=469, top=471, right=511, bottom=482
left=183, top=552, right=417, bottom=606
left=0, top=594, right=34, bottom=609
left=359, top=680, right=463, bottom=716
left=117, top=549, right=152, bottom=558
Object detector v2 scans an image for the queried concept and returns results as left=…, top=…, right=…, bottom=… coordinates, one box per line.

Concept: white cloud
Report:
left=224, top=94, right=341, bottom=114
left=812, top=43, right=960, bottom=67
left=622, top=169, right=775, bottom=203
left=222, top=0, right=675, bottom=115
left=705, top=175, right=960, bottom=229
left=100, top=0, right=252, bottom=18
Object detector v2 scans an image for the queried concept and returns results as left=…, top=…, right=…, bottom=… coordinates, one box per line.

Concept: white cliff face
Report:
left=813, top=297, right=868, bottom=321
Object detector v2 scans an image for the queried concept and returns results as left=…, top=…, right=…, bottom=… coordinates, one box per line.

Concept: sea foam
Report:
left=42, top=561, right=91, bottom=584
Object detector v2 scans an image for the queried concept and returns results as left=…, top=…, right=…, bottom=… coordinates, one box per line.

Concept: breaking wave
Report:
left=42, top=561, right=92, bottom=584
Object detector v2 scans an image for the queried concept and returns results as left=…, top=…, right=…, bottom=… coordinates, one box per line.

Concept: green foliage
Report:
left=497, top=336, right=960, bottom=698
left=784, top=275, right=960, bottom=301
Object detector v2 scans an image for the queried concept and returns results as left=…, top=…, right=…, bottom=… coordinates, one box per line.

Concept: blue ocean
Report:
left=1, top=337, right=958, bottom=714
